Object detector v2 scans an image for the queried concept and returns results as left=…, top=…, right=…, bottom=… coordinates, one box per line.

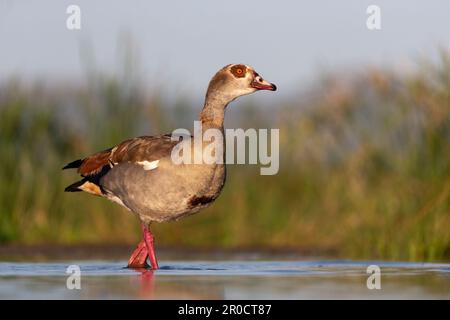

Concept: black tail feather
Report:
left=62, top=159, right=83, bottom=170
left=64, top=179, right=86, bottom=192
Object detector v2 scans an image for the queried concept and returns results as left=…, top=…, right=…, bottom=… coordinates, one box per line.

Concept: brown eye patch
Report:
left=230, top=64, right=247, bottom=78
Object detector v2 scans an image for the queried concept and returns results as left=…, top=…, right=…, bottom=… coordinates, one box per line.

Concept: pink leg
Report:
left=142, top=224, right=159, bottom=270
left=128, top=239, right=148, bottom=268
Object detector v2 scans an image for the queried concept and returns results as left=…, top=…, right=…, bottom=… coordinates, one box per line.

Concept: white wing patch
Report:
left=137, top=160, right=160, bottom=171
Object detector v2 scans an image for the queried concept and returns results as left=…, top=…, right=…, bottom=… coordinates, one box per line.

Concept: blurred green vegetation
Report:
left=0, top=52, right=449, bottom=261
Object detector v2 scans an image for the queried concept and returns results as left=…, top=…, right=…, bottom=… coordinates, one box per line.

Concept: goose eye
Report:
left=230, top=64, right=247, bottom=78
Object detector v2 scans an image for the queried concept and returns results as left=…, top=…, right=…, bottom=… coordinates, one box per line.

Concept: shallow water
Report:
left=0, top=260, right=449, bottom=299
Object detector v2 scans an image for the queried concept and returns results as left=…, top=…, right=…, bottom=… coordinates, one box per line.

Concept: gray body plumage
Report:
left=101, top=143, right=226, bottom=224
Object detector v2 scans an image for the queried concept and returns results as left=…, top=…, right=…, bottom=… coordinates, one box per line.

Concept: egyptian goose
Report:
left=63, top=64, right=276, bottom=269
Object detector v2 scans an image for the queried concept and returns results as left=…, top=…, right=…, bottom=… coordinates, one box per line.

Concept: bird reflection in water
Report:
left=129, top=267, right=155, bottom=299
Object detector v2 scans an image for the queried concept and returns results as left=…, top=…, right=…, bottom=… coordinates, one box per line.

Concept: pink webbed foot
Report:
left=128, top=240, right=148, bottom=268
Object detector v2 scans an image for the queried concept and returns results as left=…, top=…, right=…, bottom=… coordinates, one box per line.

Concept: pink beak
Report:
left=251, top=74, right=277, bottom=91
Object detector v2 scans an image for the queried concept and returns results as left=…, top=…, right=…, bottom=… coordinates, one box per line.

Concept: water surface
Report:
left=1, top=259, right=449, bottom=299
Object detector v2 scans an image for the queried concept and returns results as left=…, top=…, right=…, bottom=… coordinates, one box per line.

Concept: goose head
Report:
left=206, top=64, right=277, bottom=104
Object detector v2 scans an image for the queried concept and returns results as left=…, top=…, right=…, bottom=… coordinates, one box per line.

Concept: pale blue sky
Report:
left=0, top=0, right=449, bottom=98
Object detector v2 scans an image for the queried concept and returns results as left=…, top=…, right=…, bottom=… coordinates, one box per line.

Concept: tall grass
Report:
left=0, top=52, right=449, bottom=261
